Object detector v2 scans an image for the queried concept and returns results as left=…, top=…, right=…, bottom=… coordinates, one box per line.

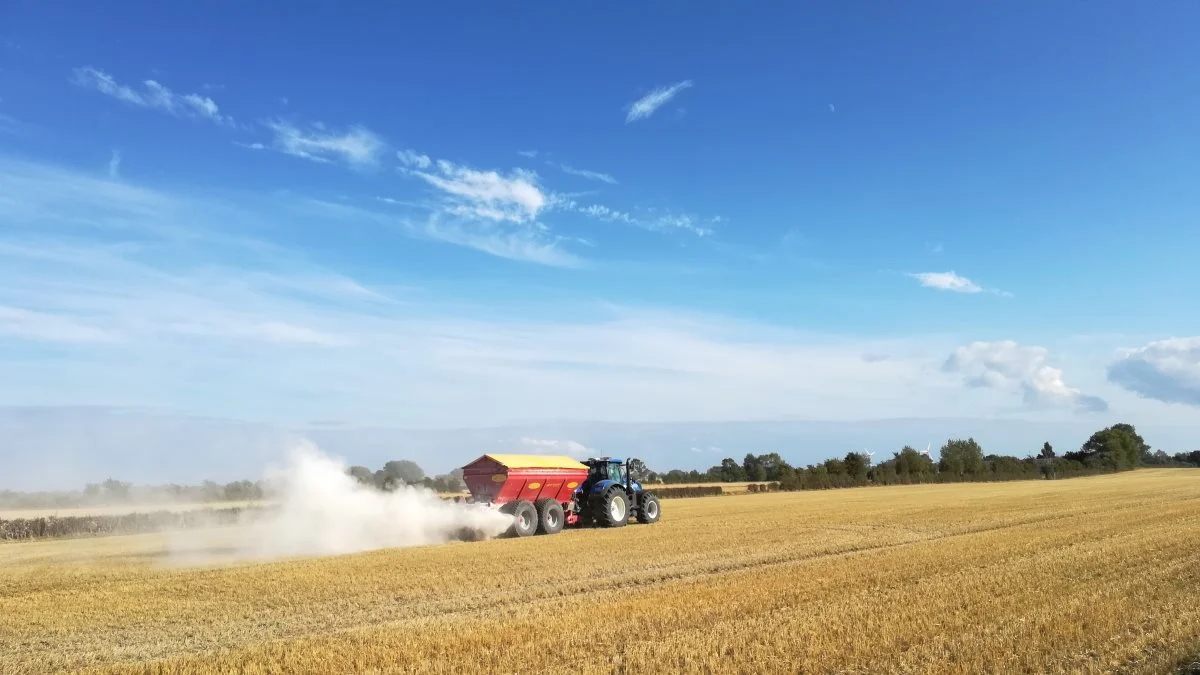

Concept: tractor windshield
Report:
left=609, top=463, right=626, bottom=483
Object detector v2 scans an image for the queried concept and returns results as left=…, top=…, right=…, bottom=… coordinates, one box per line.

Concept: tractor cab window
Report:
left=588, top=463, right=607, bottom=483
left=609, top=463, right=626, bottom=483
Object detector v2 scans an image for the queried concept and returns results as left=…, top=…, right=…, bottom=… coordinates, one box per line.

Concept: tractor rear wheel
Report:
left=637, top=492, right=661, bottom=524
left=534, top=499, right=564, bottom=535
left=502, top=500, right=538, bottom=537
left=591, top=485, right=629, bottom=528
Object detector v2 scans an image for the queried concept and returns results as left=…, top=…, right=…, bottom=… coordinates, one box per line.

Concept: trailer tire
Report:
left=534, top=499, right=564, bottom=535
left=637, top=492, right=661, bottom=524
left=502, top=500, right=538, bottom=537
left=591, top=486, right=629, bottom=528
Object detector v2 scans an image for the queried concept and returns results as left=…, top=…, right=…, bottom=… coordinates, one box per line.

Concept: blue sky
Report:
left=1, top=3, right=1199, bottom=482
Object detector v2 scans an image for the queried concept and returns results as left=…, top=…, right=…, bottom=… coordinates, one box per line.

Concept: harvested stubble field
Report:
left=3, top=470, right=1199, bottom=674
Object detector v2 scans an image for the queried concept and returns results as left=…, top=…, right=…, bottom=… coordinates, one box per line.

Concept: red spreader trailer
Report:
left=461, top=453, right=590, bottom=537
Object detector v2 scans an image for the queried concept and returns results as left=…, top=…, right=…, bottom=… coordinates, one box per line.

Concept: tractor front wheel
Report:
left=637, top=492, right=661, bottom=524
left=502, top=500, right=538, bottom=537
left=591, top=486, right=629, bottom=528
left=534, top=499, right=564, bottom=535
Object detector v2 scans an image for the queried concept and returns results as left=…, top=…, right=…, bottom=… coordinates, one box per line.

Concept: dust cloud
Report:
left=167, top=441, right=513, bottom=565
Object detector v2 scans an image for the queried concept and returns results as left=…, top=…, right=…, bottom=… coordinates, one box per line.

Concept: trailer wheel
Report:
left=503, top=500, right=538, bottom=537
left=591, top=486, right=629, bottom=528
left=637, top=492, right=661, bottom=524
left=534, top=499, right=564, bottom=535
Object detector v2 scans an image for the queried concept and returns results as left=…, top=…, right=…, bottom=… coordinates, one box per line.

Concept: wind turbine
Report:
left=921, top=442, right=933, bottom=458
left=864, top=449, right=875, bottom=465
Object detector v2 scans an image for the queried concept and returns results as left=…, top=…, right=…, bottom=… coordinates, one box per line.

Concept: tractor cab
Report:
left=585, top=458, right=626, bottom=484
left=576, top=456, right=660, bottom=528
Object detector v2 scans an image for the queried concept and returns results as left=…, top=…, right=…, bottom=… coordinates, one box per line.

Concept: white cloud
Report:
left=1107, top=337, right=1200, bottom=406
left=517, top=437, right=590, bottom=455
left=943, top=340, right=1107, bottom=412
left=71, top=67, right=233, bottom=126
left=909, top=271, right=1010, bottom=297
left=565, top=201, right=713, bottom=236
left=264, top=119, right=386, bottom=168
left=415, top=213, right=581, bottom=268
left=397, top=149, right=432, bottom=169
left=107, top=150, right=122, bottom=179
left=558, top=163, right=617, bottom=185
left=407, top=157, right=546, bottom=224
left=910, top=271, right=981, bottom=293
left=517, top=150, right=539, bottom=158
left=626, top=80, right=694, bottom=123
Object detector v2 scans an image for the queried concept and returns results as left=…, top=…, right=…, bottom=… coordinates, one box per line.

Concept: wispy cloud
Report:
left=415, top=213, right=582, bottom=268
left=107, top=150, right=122, bottom=179
left=908, top=271, right=1010, bottom=297
left=943, top=341, right=1107, bottom=413
left=517, top=150, right=539, bottom=158
left=557, top=163, right=617, bottom=185
left=0, top=305, right=117, bottom=343
left=71, top=67, right=233, bottom=126
left=517, top=437, right=590, bottom=455
left=396, top=149, right=432, bottom=169
left=263, top=119, right=386, bottom=168
left=558, top=200, right=713, bottom=237
left=626, top=80, right=694, bottom=123
left=404, top=156, right=547, bottom=224
left=0, top=161, right=1032, bottom=433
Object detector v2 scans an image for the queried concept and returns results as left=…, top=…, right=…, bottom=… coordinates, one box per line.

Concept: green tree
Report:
left=893, top=446, right=936, bottom=478
left=346, top=466, right=374, bottom=485
left=1039, top=442, right=1055, bottom=459
left=627, top=458, right=652, bottom=482
left=710, top=458, right=747, bottom=482
left=382, top=460, right=425, bottom=485
left=1072, top=423, right=1147, bottom=470
left=939, top=438, right=985, bottom=476
left=843, top=452, right=869, bottom=483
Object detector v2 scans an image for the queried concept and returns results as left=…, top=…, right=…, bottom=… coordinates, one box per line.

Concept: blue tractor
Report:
left=576, top=456, right=661, bottom=527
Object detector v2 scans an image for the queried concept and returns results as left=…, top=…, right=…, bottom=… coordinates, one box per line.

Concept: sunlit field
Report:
left=3, top=469, right=1199, bottom=674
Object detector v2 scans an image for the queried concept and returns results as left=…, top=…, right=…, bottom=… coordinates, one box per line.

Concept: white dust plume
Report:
left=169, top=441, right=513, bottom=565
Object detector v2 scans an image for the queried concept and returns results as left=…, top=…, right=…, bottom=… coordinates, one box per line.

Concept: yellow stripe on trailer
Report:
left=481, top=454, right=588, bottom=470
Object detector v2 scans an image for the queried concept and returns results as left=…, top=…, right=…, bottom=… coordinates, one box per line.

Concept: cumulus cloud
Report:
left=264, top=119, right=386, bottom=168
left=943, top=340, right=1107, bottom=413
left=71, top=67, right=232, bottom=126
left=626, top=80, right=694, bottom=122
left=1107, top=337, right=1200, bottom=406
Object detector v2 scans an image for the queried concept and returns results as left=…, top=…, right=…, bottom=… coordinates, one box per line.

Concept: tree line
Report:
left=638, top=423, right=1198, bottom=491
left=0, top=478, right=267, bottom=511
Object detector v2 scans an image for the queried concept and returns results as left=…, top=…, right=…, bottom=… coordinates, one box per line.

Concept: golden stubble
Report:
left=2, top=469, right=1198, bottom=674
